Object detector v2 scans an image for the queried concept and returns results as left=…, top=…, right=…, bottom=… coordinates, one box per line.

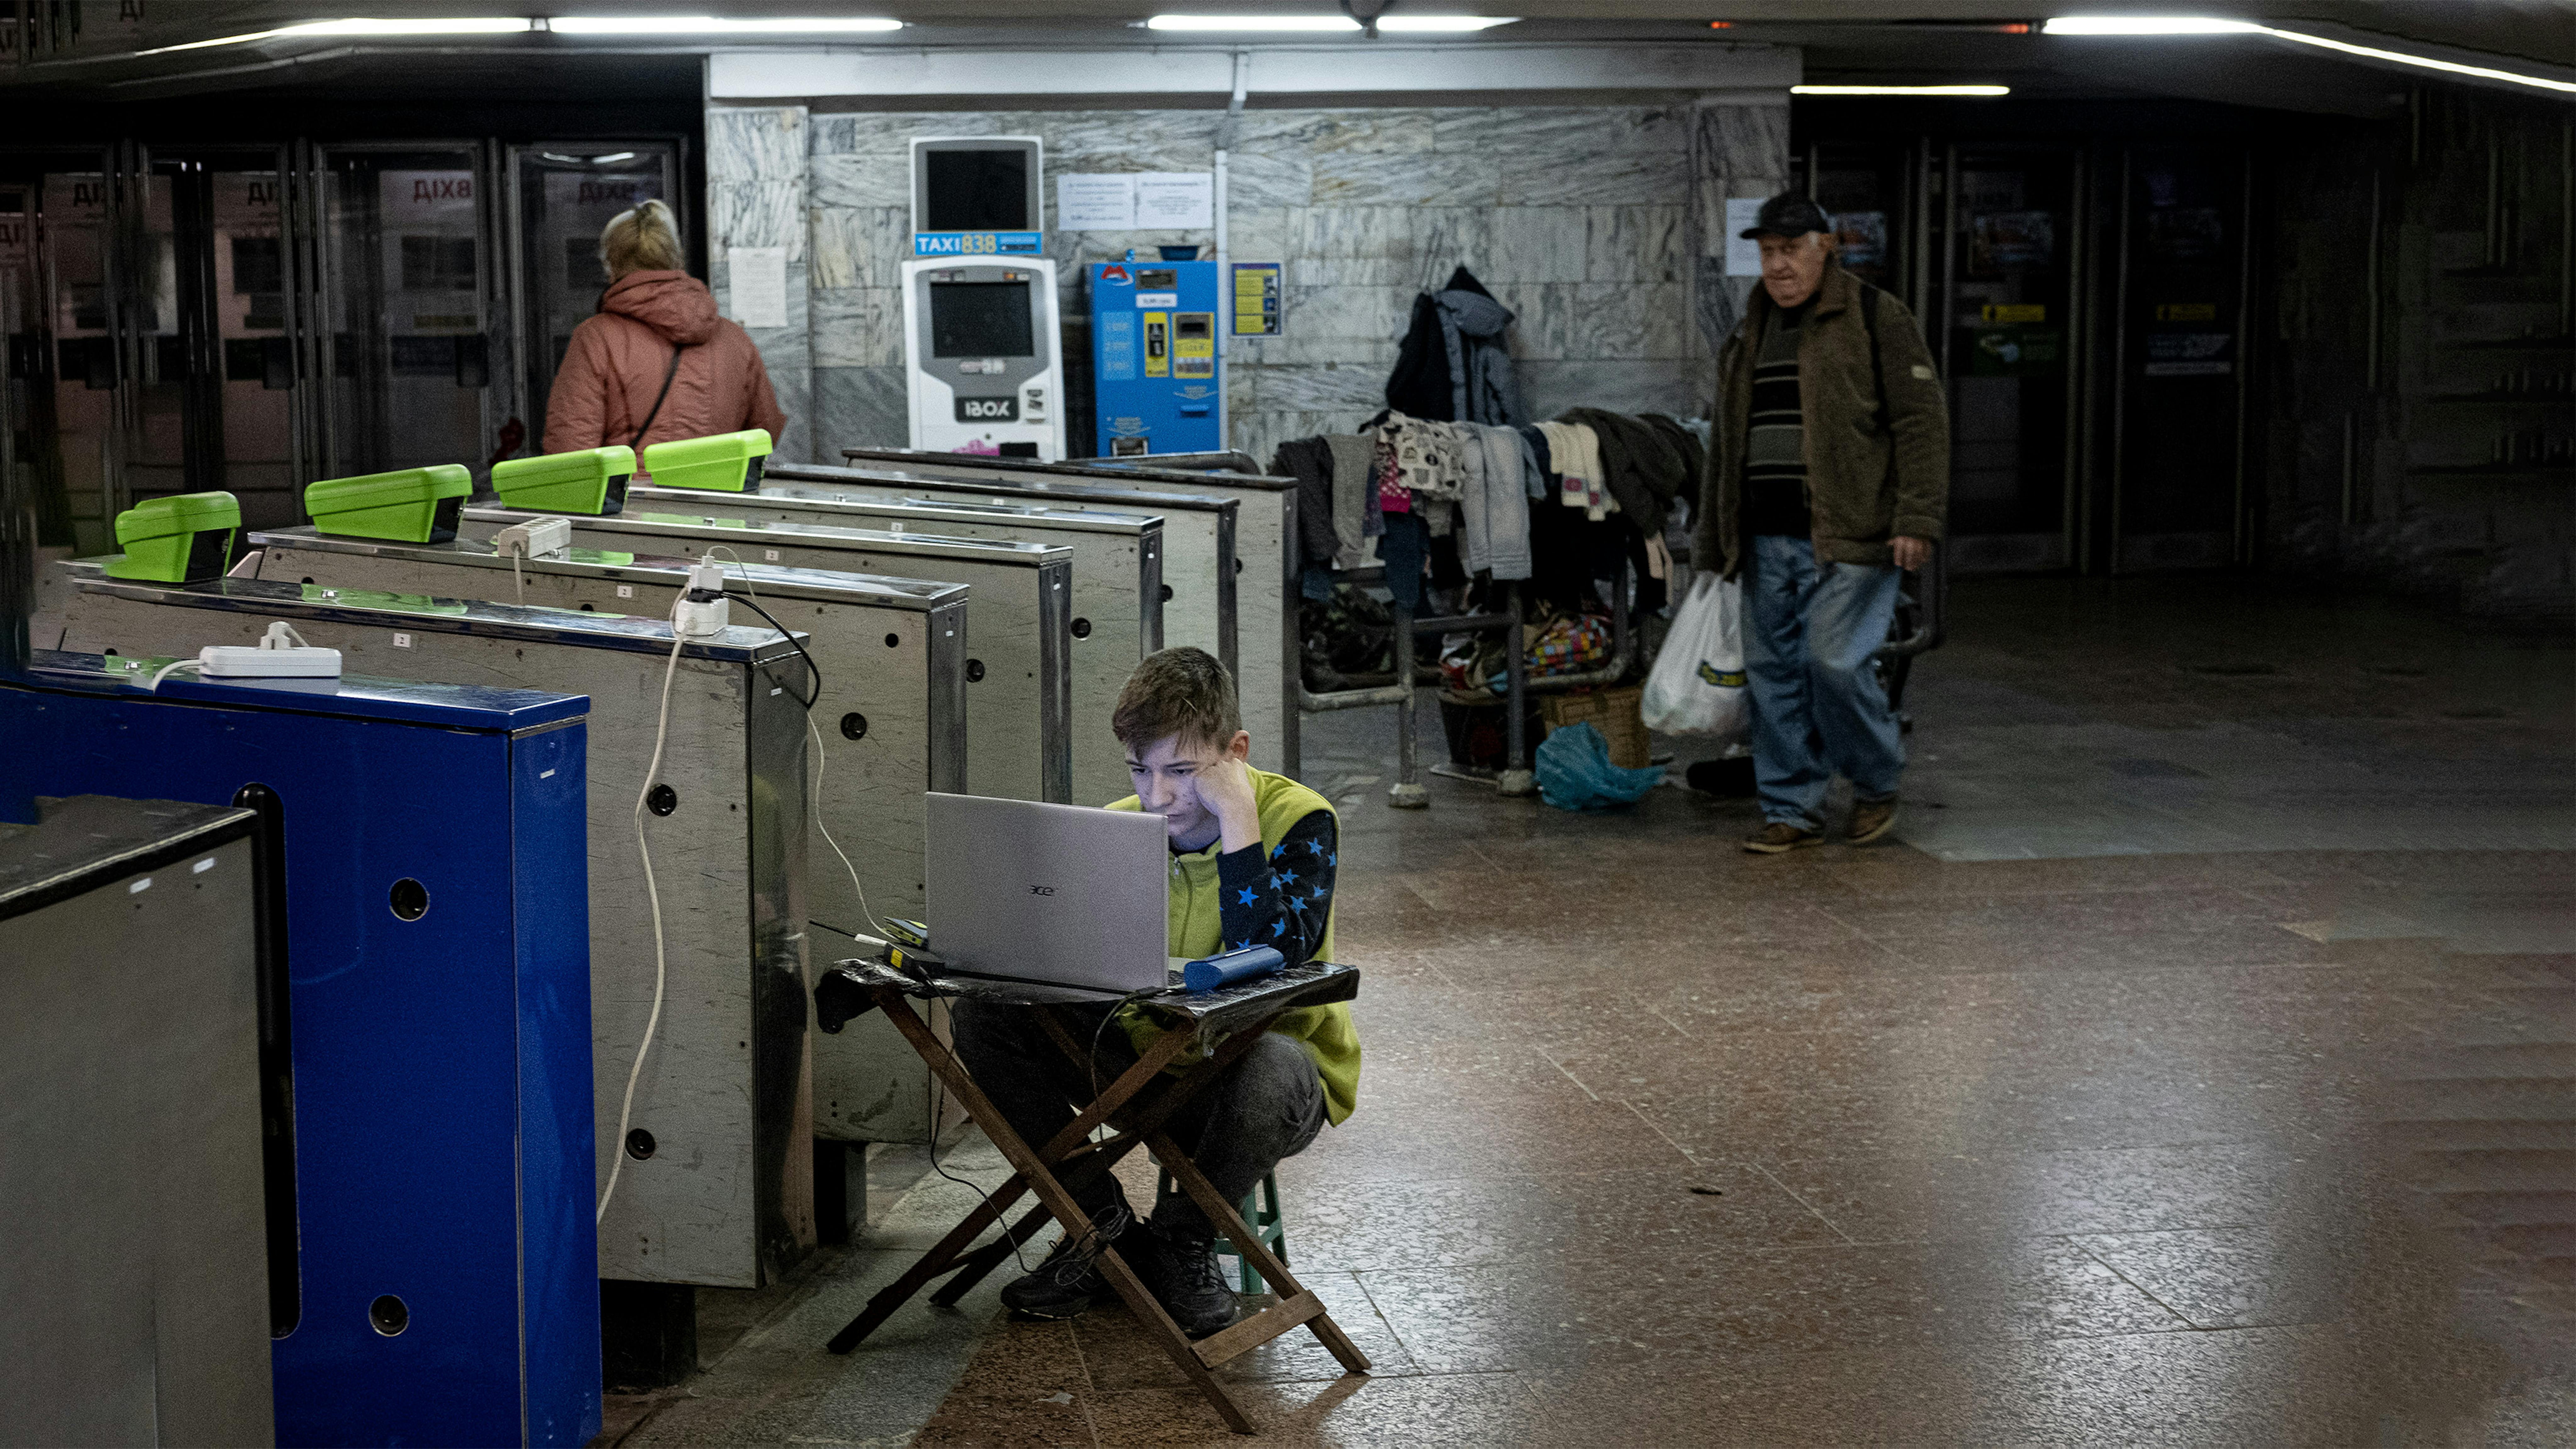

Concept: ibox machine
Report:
left=1089, top=259, right=1221, bottom=457
left=903, top=259, right=1065, bottom=460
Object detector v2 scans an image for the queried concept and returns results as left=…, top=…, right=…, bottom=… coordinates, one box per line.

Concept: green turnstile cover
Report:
left=490, top=446, right=635, bottom=515
left=641, top=429, right=772, bottom=493
left=304, top=465, right=472, bottom=543
left=103, top=491, right=242, bottom=583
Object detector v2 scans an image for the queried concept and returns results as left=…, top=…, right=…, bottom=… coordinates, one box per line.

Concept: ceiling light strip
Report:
left=2044, top=15, right=2576, bottom=95
left=1792, top=85, right=2010, bottom=96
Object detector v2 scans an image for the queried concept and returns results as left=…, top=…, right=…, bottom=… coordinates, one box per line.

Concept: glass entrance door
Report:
left=1931, top=146, right=2085, bottom=573
left=507, top=142, right=681, bottom=454
left=3, top=155, right=123, bottom=558
left=2111, top=147, right=2250, bottom=572
left=315, top=145, right=496, bottom=480
left=133, top=151, right=303, bottom=528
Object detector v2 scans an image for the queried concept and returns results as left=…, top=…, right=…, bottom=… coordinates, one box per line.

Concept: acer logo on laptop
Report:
left=1028, top=885, right=1056, bottom=896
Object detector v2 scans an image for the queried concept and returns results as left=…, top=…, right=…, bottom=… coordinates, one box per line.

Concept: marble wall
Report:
left=707, top=98, right=1790, bottom=465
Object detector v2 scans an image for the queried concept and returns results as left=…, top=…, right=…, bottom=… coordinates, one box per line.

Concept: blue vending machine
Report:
left=1090, top=258, right=1222, bottom=458
left=0, top=653, right=601, bottom=1449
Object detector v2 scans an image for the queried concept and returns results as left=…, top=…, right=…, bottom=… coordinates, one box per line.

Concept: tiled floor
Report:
left=603, top=575, right=2575, bottom=1447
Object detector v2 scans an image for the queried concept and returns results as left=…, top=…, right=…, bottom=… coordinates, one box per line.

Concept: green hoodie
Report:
left=1108, top=767, right=1363, bottom=1125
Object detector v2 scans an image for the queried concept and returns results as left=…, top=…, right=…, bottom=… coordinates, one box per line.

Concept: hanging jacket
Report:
left=1384, top=265, right=1524, bottom=426
left=543, top=269, right=786, bottom=456
left=1270, top=437, right=1339, bottom=564
left=1641, top=413, right=1707, bottom=516
left=1323, top=433, right=1376, bottom=568
left=1562, top=407, right=1690, bottom=539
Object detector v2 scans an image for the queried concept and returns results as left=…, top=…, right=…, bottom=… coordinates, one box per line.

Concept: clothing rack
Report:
left=1298, top=554, right=1638, bottom=808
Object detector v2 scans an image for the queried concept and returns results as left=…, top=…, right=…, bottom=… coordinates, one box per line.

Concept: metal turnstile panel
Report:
left=646, top=473, right=1164, bottom=807
left=55, top=576, right=813, bottom=1289
left=0, top=796, right=272, bottom=1449
left=466, top=505, right=1071, bottom=810
left=5, top=657, right=599, bottom=1447
left=840, top=447, right=1294, bottom=776
left=241, top=532, right=968, bottom=1146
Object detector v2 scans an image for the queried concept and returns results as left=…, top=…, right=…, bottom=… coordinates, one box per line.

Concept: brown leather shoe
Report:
left=1743, top=820, right=1824, bottom=854
left=1848, top=795, right=1899, bottom=845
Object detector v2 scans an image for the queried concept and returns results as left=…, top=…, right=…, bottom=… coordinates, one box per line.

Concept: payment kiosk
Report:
left=902, top=258, right=1065, bottom=460
left=1089, top=259, right=1223, bottom=457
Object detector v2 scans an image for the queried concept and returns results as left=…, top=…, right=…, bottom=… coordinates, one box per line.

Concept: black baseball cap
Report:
left=1740, top=192, right=1832, bottom=240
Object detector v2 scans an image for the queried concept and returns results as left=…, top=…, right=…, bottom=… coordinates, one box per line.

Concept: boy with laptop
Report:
left=951, top=646, right=1361, bottom=1338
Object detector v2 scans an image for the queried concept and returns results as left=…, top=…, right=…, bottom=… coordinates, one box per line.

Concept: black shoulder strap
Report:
left=631, top=341, right=686, bottom=449
left=1859, top=282, right=1887, bottom=425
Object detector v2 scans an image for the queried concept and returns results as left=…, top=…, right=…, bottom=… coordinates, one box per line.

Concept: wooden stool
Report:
left=1159, top=1168, right=1287, bottom=1295
left=813, top=959, right=1368, bottom=1435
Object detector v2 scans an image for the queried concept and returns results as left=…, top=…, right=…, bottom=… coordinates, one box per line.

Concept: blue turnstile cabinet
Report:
left=0, top=652, right=601, bottom=1448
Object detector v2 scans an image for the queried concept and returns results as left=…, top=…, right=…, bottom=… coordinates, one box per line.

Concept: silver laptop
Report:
left=925, top=792, right=1173, bottom=992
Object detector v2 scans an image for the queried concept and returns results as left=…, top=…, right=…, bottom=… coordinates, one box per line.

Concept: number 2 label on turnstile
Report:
left=955, top=396, right=1018, bottom=422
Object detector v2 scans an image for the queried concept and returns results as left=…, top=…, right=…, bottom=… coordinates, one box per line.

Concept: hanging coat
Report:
left=1383, top=266, right=1524, bottom=426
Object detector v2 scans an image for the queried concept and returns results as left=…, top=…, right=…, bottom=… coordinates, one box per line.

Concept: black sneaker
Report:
left=999, top=1202, right=1132, bottom=1320
left=1145, top=1224, right=1242, bottom=1339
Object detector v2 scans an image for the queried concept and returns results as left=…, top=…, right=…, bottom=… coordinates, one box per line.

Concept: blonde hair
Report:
left=600, top=198, right=684, bottom=280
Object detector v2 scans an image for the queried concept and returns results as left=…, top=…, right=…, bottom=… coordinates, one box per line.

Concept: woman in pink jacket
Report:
left=542, top=199, right=787, bottom=464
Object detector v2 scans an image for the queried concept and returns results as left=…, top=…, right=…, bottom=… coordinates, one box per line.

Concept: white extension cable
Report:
left=596, top=596, right=691, bottom=1226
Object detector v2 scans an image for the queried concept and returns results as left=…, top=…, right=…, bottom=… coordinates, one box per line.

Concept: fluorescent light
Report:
left=2045, top=14, right=2576, bottom=94
left=136, top=16, right=531, bottom=53
left=549, top=16, right=903, bottom=34
left=2261, top=25, right=2576, bottom=95
left=2042, top=17, right=2259, bottom=35
left=1376, top=15, right=1518, bottom=30
left=1145, top=14, right=1515, bottom=31
left=1148, top=15, right=1362, bottom=30
left=1793, top=84, right=2011, bottom=96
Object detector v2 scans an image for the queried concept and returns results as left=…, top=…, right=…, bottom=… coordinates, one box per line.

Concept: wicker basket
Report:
left=1541, top=685, right=1651, bottom=770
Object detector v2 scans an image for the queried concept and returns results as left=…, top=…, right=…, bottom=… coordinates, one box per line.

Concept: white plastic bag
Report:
left=1640, top=572, right=1749, bottom=739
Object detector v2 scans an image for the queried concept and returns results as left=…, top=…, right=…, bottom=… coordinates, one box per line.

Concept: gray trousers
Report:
left=951, top=998, right=1327, bottom=1243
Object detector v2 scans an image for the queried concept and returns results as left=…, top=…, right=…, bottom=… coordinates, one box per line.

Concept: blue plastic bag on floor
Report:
left=1535, top=721, right=1665, bottom=812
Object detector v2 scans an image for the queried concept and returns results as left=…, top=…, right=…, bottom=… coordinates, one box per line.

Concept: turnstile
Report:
left=52, top=573, right=813, bottom=1292
left=638, top=473, right=1162, bottom=805
left=3, top=655, right=600, bottom=1447
left=465, top=504, right=1072, bottom=807
left=0, top=796, right=274, bottom=1449
left=841, top=447, right=1298, bottom=776
left=239, top=529, right=970, bottom=1150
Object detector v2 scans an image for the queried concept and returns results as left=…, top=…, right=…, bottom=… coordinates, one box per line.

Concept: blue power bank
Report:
left=1182, top=945, right=1285, bottom=993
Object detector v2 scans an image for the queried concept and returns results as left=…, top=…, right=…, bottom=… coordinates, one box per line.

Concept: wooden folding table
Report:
left=812, top=958, right=1369, bottom=1433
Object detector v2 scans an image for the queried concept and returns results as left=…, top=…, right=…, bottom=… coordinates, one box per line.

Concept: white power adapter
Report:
left=491, top=516, right=573, bottom=560
left=198, top=621, right=342, bottom=678
left=671, top=559, right=731, bottom=639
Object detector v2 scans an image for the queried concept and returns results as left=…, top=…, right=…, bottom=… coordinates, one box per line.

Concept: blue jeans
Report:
left=1743, top=535, right=1905, bottom=827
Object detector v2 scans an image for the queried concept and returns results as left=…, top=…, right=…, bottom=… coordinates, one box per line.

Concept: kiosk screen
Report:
left=930, top=281, right=1033, bottom=358
left=923, top=151, right=1030, bottom=232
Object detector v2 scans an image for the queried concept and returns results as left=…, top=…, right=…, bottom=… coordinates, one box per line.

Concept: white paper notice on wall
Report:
left=1724, top=198, right=1768, bottom=277
left=728, top=246, right=789, bottom=329
left=1058, top=174, right=1136, bottom=231
left=1134, top=172, right=1214, bottom=230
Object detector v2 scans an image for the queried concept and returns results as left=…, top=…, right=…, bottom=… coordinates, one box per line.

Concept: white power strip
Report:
left=492, top=516, right=573, bottom=560
left=198, top=620, right=343, bottom=678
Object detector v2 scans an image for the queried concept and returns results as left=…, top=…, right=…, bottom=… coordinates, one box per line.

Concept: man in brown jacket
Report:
left=1692, top=193, right=1950, bottom=852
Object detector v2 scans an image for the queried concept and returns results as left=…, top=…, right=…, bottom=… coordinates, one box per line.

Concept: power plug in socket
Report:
left=672, top=559, right=730, bottom=639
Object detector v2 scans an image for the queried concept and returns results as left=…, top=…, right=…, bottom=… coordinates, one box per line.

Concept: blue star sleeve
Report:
left=1211, top=809, right=1338, bottom=968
